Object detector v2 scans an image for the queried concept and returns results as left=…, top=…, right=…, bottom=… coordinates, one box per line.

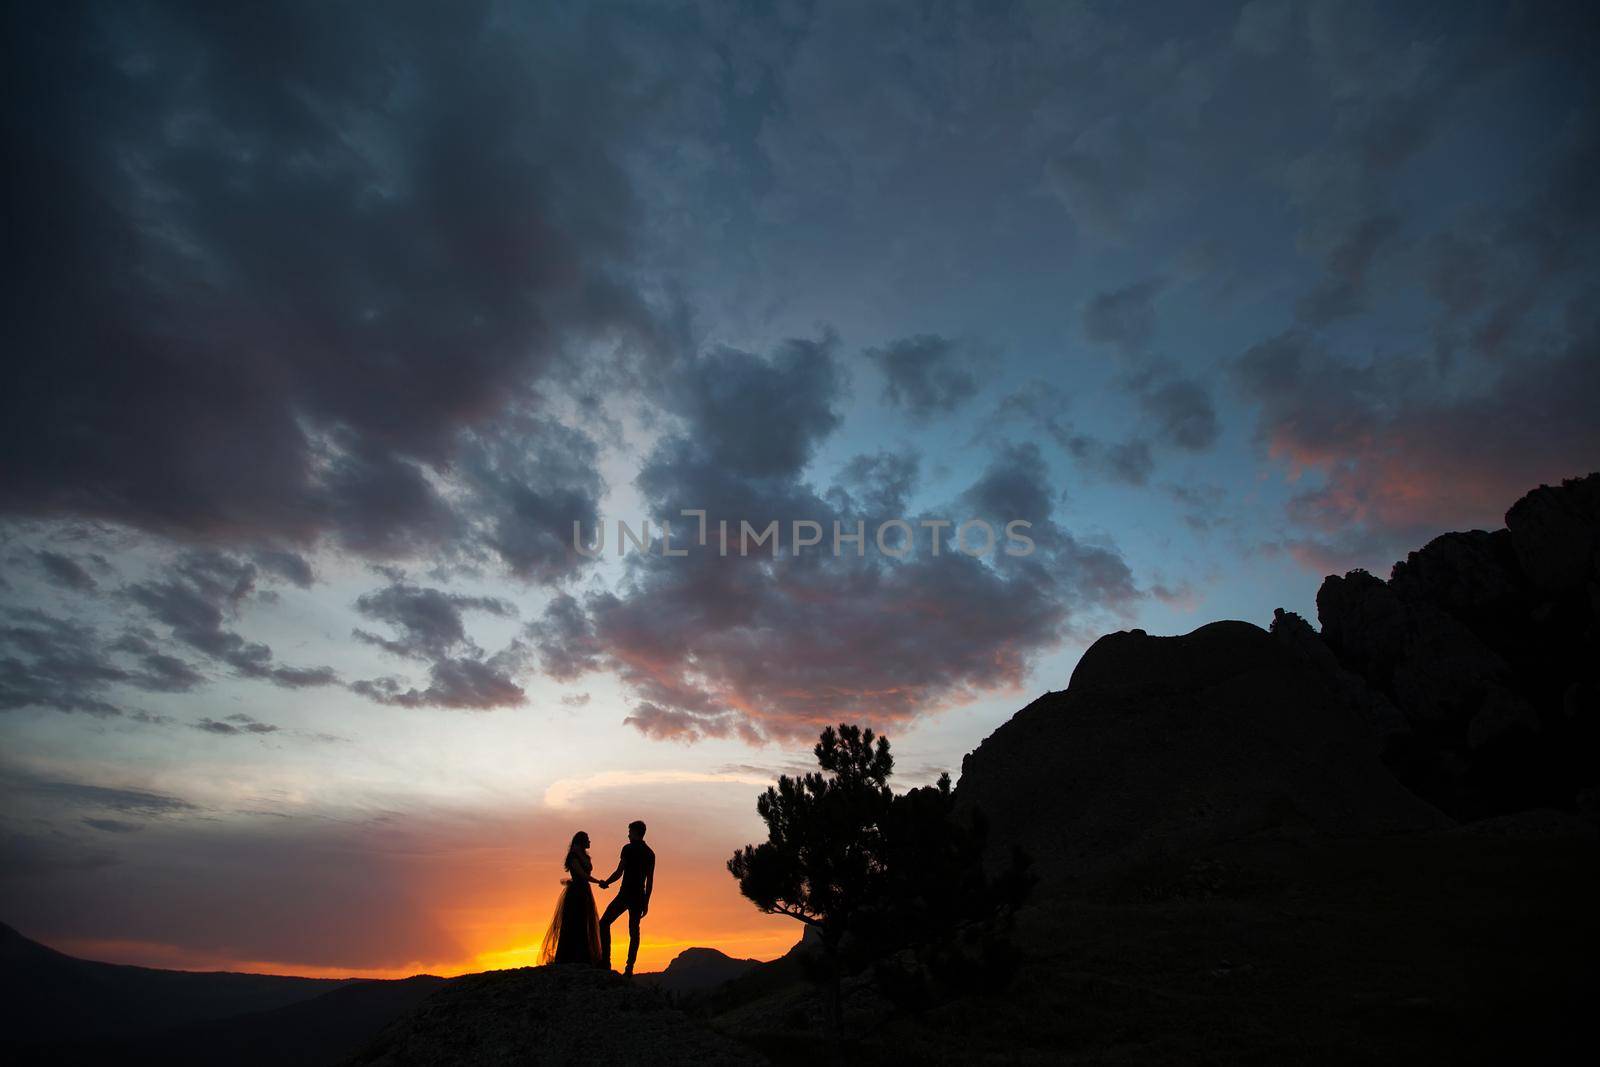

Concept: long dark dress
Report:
left=538, top=850, right=603, bottom=965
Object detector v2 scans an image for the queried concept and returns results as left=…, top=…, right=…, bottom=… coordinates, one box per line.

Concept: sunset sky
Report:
left=3, top=0, right=1598, bottom=977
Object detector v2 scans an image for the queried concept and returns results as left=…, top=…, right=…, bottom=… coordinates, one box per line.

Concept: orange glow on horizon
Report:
left=47, top=788, right=803, bottom=980
left=55, top=912, right=801, bottom=979
left=55, top=902, right=801, bottom=980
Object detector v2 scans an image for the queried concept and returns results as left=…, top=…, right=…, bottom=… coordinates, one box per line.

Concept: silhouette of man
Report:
left=597, top=819, right=655, bottom=975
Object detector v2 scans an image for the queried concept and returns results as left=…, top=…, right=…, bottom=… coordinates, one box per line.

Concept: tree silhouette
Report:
left=728, top=723, right=1030, bottom=1037
left=727, top=724, right=890, bottom=1035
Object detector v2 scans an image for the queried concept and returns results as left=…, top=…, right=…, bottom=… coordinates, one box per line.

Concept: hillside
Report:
left=95, top=973, right=447, bottom=1066
left=0, top=924, right=443, bottom=1065
left=0, top=922, right=349, bottom=1045
left=351, top=965, right=757, bottom=1065
left=695, top=827, right=1599, bottom=1064
left=957, top=619, right=1447, bottom=891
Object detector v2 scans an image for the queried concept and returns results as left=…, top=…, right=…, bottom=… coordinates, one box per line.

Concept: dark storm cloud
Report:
left=1234, top=318, right=1600, bottom=570
left=1046, top=117, right=1155, bottom=239
left=352, top=582, right=515, bottom=663
left=269, top=665, right=342, bottom=689
left=455, top=420, right=607, bottom=584
left=82, top=818, right=143, bottom=835
left=1082, top=438, right=1157, bottom=486
left=126, top=552, right=339, bottom=690
left=534, top=342, right=1142, bottom=743
left=1295, top=213, right=1400, bottom=325
left=960, top=444, right=1139, bottom=608
left=658, top=336, right=845, bottom=480
left=1137, top=379, right=1221, bottom=452
left=1, top=612, right=130, bottom=717
left=1289, top=0, right=1542, bottom=178
left=831, top=452, right=920, bottom=517
left=193, top=713, right=279, bottom=737
left=36, top=551, right=98, bottom=592
left=865, top=334, right=982, bottom=418
left=108, top=633, right=207, bottom=693
left=350, top=646, right=529, bottom=710
left=2, top=770, right=199, bottom=818
left=985, top=386, right=1154, bottom=486
left=623, top=702, right=753, bottom=745
left=959, top=443, right=1055, bottom=526
left=0, top=831, right=118, bottom=877
left=528, top=594, right=604, bottom=684
left=1230, top=78, right=1600, bottom=568
left=251, top=549, right=315, bottom=590
left=1, top=1, right=647, bottom=582
left=1218, top=7, right=1600, bottom=569
left=350, top=577, right=528, bottom=710
left=1083, top=280, right=1166, bottom=356
left=1, top=610, right=206, bottom=717
left=1079, top=282, right=1221, bottom=454
left=1165, top=483, right=1231, bottom=533
left=1420, top=121, right=1600, bottom=365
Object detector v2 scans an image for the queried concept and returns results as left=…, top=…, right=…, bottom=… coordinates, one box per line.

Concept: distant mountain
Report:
left=0, top=923, right=443, bottom=1065
left=104, top=972, right=447, bottom=1066
left=638, top=947, right=762, bottom=994
left=0, top=921, right=349, bottom=1045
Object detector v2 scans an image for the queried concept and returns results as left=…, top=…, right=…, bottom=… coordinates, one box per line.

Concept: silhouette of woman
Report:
left=538, top=831, right=604, bottom=965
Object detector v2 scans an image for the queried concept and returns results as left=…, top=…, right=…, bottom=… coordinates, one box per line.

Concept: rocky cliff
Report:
left=957, top=619, right=1447, bottom=889
left=1312, top=472, right=1600, bottom=819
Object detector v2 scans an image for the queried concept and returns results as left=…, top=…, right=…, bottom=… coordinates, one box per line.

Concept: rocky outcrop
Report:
left=1313, top=473, right=1600, bottom=820
left=1506, top=475, right=1600, bottom=597
left=351, top=965, right=757, bottom=1065
left=639, top=947, right=761, bottom=994
left=956, top=620, right=1446, bottom=890
left=1269, top=607, right=1410, bottom=739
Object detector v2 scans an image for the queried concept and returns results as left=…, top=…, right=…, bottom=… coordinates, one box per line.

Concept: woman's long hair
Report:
left=563, top=831, right=589, bottom=875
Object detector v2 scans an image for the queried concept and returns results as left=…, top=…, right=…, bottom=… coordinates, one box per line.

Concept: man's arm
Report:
left=600, top=848, right=625, bottom=888
left=641, top=852, right=655, bottom=914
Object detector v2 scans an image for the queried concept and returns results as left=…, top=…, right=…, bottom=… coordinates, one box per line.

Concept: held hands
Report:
left=598, top=878, right=610, bottom=889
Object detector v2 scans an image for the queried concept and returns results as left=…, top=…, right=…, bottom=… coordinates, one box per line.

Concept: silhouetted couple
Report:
left=538, top=820, right=655, bottom=975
